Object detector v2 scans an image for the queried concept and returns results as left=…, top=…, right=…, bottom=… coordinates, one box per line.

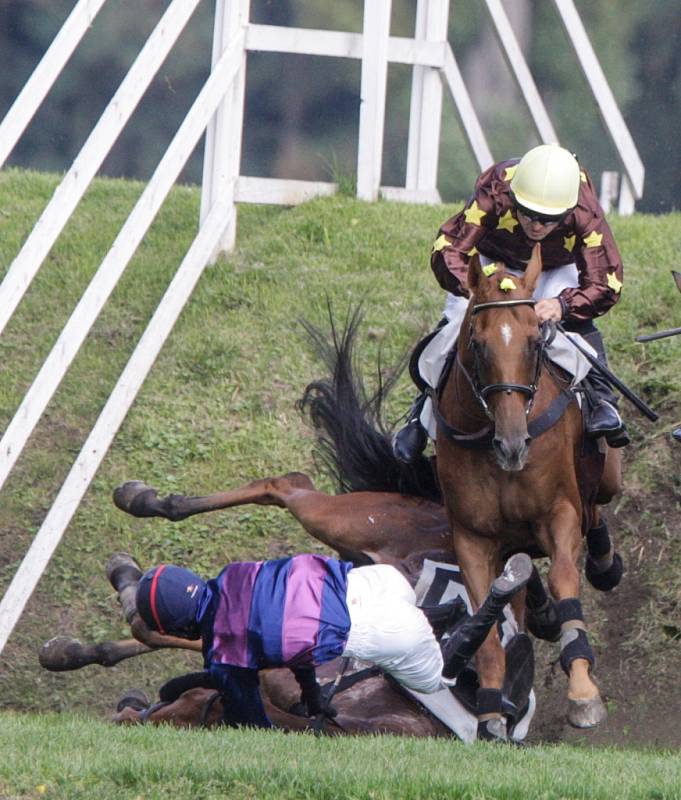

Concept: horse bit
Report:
left=458, top=298, right=550, bottom=422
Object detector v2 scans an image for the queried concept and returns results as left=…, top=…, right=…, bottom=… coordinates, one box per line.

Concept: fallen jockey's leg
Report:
left=441, top=554, right=533, bottom=682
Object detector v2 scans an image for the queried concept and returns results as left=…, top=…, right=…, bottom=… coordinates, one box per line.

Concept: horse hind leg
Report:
left=113, top=472, right=317, bottom=522
left=584, top=509, right=624, bottom=592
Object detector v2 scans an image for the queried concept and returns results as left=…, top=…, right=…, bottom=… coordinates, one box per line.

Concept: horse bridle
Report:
left=459, top=298, right=546, bottom=422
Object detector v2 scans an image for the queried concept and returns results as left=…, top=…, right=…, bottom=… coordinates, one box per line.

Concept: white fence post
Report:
left=405, top=0, right=448, bottom=203
left=200, top=0, right=250, bottom=258
left=357, top=0, right=392, bottom=201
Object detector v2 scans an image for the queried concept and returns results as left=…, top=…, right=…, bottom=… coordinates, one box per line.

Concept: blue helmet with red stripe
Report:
left=136, top=564, right=206, bottom=639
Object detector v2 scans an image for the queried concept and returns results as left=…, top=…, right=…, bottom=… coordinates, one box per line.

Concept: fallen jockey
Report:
left=393, top=143, right=629, bottom=464
left=132, top=551, right=534, bottom=740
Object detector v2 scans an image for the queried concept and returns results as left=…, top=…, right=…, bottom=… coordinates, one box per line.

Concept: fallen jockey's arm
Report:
left=291, top=666, right=333, bottom=717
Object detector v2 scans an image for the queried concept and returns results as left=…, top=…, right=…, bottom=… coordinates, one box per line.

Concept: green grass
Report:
left=1, top=712, right=680, bottom=800
left=0, top=167, right=679, bottom=743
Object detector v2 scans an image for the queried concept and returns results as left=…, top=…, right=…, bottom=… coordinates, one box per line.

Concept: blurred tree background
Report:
left=0, top=0, right=678, bottom=212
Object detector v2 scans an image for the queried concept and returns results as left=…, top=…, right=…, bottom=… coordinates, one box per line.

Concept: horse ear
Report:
left=467, top=252, right=482, bottom=294
left=524, top=243, right=543, bottom=294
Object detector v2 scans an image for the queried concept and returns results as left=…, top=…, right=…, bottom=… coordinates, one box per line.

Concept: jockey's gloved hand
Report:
left=292, top=666, right=336, bottom=717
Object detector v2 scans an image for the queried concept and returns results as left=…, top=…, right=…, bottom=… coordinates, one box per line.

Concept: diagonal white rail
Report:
left=0, top=194, right=234, bottom=656
left=483, top=0, right=558, bottom=143
left=441, top=45, right=494, bottom=171
left=0, top=0, right=108, bottom=169
left=0, top=0, right=201, bottom=339
left=0, top=33, right=244, bottom=494
left=552, top=0, right=644, bottom=209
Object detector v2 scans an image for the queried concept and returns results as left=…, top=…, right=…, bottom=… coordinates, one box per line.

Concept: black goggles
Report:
left=511, top=194, right=569, bottom=224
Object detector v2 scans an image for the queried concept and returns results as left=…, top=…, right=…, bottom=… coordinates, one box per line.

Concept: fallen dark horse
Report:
left=39, top=309, right=617, bottom=739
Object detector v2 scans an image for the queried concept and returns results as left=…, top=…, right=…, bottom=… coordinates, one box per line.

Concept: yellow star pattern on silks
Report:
left=482, top=263, right=499, bottom=277
left=432, top=234, right=451, bottom=253
left=468, top=246, right=478, bottom=256
left=499, top=277, right=517, bottom=292
left=563, top=234, right=576, bottom=253
left=607, top=272, right=623, bottom=293
left=503, top=165, right=517, bottom=182
left=583, top=230, right=603, bottom=248
left=464, top=201, right=486, bottom=226
left=580, top=171, right=587, bottom=183
left=496, top=210, right=518, bottom=233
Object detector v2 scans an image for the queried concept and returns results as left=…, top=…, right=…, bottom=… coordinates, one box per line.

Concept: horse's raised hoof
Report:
left=106, top=552, right=143, bottom=589
left=39, top=636, right=91, bottom=672
left=116, top=688, right=150, bottom=713
left=113, top=481, right=158, bottom=517
left=567, top=694, right=607, bottom=728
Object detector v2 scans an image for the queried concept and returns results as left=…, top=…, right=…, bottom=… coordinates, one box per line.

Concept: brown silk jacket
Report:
left=431, top=159, right=624, bottom=321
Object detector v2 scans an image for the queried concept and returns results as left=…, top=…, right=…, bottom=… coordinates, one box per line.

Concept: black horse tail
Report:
left=298, top=305, right=441, bottom=503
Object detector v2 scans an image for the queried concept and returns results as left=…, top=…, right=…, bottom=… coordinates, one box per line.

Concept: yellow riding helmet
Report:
left=510, top=144, right=580, bottom=216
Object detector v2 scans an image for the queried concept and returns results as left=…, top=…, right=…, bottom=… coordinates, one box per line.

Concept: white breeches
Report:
left=342, top=564, right=446, bottom=694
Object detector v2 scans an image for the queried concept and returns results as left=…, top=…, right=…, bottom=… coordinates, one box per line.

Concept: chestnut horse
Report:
left=434, top=245, right=622, bottom=732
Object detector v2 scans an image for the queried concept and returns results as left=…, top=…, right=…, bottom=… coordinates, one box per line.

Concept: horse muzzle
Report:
left=492, top=434, right=530, bottom=472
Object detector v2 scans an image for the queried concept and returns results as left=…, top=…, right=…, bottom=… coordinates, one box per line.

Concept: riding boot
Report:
left=392, top=392, right=429, bottom=464
left=583, top=370, right=629, bottom=447
left=578, top=328, right=630, bottom=448
left=441, top=554, right=533, bottom=681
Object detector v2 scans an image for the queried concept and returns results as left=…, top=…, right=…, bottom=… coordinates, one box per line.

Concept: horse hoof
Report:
left=116, top=688, right=150, bottom=713
left=567, top=694, right=607, bottom=728
left=105, top=552, right=143, bottom=587
left=113, top=481, right=158, bottom=517
left=39, top=636, right=89, bottom=672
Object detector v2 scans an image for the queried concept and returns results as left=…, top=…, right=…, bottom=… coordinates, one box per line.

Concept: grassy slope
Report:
left=0, top=169, right=679, bottom=734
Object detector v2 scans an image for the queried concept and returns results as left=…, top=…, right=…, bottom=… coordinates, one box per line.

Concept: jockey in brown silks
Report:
left=393, top=143, right=629, bottom=464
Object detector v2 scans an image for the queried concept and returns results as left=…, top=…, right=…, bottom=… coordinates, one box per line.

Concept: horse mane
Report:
left=298, top=303, right=441, bottom=503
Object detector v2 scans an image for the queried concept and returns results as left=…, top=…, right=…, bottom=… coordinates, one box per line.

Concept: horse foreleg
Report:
left=541, top=501, right=606, bottom=728
left=106, top=552, right=202, bottom=653
left=450, top=528, right=507, bottom=740
left=40, top=636, right=153, bottom=671
left=112, top=473, right=317, bottom=521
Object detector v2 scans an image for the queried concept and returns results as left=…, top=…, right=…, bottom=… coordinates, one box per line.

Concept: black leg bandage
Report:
left=525, top=567, right=561, bottom=642
left=557, top=598, right=595, bottom=675
left=585, top=519, right=623, bottom=591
